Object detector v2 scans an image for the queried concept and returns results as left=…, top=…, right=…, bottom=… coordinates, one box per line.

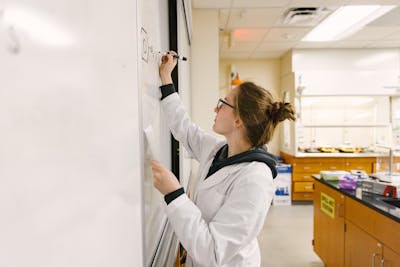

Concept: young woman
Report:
left=151, top=51, right=295, bottom=267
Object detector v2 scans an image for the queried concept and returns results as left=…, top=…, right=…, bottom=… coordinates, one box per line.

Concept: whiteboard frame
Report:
left=181, top=0, right=192, bottom=45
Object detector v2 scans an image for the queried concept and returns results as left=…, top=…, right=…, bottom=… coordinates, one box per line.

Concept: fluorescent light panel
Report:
left=303, top=5, right=396, bottom=42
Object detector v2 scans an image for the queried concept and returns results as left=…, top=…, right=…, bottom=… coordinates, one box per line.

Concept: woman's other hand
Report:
left=159, top=51, right=177, bottom=85
left=150, top=160, right=181, bottom=195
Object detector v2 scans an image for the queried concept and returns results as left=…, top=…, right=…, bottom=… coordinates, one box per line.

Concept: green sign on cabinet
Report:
left=321, top=192, right=335, bottom=219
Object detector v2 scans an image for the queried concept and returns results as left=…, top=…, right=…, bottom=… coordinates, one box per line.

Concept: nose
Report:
left=214, top=106, right=219, bottom=113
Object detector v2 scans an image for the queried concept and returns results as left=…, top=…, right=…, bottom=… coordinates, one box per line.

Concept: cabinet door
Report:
left=345, top=221, right=382, bottom=267
left=383, top=246, right=400, bottom=267
left=314, top=181, right=345, bottom=267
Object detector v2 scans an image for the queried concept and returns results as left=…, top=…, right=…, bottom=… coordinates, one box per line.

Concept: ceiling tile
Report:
left=232, top=0, right=291, bottom=8
left=382, top=27, right=400, bottom=39
left=288, top=0, right=346, bottom=7
left=226, top=8, right=284, bottom=29
left=369, top=5, right=400, bottom=27
left=257, top=41, right=299, bottom=51
left=366, top=40, right=400, bottom=47
left=263, top=27, right=312, bottom=42
left=295, top=41, right=336, bottom=48
left=345, top=0, right=400, bottom=5
left=214, top=0, right=400, bottom=59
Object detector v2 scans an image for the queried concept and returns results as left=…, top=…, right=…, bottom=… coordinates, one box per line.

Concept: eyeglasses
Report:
left=216, top=98, right=236, bottom=110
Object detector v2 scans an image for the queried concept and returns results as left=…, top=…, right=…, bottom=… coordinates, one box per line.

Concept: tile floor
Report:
left=258, top=203, right=325, bottom=267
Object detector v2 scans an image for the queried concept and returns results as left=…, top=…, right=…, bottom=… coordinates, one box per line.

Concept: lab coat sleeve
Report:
left=161, top=93, right=221, bottom=162
left=165, top=174, right=274, bottom=266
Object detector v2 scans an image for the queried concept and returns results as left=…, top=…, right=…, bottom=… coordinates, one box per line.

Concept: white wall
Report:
left=0, top=1, right=142, bottom=266
left=219, top=59, right=282, bottom=155
left=286, top=49, right=399, bottom=154
left=191, top=9, right=219, bottom=135
left=190, top=9, right=219, bottom=189
left=292, top=48, right=400, bottom=95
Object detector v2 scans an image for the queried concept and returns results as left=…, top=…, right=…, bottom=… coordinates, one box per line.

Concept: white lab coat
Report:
left=161, top=93, right=275, bottom=267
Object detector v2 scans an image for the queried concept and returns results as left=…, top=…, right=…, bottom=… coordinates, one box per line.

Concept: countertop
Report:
left=294, top=152, right=385, bottom=158
left=313, top=175, right=400, bottom=223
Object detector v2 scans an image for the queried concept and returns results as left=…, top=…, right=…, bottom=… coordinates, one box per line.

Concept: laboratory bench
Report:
left=312, top=176, right=400, bottom=267
left=280, top=151, right=378, bottom=201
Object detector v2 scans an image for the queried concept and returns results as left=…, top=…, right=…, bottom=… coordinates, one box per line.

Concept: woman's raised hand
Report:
left=159, top=51, right=177, bottom=85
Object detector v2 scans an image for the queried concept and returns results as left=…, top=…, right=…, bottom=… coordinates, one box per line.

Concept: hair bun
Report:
left=270, top=101, right=295, bottom=123
left=236, top=81, right=295, bottom=147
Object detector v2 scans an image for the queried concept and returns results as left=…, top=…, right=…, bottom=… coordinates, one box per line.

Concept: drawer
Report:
left=293, top=163, right=345, bottom=173
left=293, top=163, right=322, bottom=173
left=344, top=162, right=372, bottom=172
left=292, top=192, right=314, bottom=201
left=320, top=163, right=345, bottom=171
left=346, top=157, right=375, bottom=163
left=293, top=173, right=314, bottom=181
left=293, top=182, right=314, bottom=192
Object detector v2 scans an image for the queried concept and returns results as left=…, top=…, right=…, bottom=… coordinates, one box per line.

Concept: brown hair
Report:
left=235, top=81, right=295, bottom=147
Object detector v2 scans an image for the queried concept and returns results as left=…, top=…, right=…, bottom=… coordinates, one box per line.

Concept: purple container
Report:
left=338, top=174, right=358, bottom=190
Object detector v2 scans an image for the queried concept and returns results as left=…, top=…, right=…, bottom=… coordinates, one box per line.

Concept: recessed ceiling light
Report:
left=302, top=5, right=396, bottom=42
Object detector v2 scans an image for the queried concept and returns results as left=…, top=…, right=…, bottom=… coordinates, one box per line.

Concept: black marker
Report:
left=160, top=51, right=188, bottom=61
left=171, top=54, right=187, bottom=61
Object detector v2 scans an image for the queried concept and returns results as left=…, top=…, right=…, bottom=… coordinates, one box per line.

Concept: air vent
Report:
left=279, top=7, right=332, bottom=26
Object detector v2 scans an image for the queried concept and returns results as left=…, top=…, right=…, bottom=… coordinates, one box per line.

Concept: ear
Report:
left=234, top=116, right=244, bottom=129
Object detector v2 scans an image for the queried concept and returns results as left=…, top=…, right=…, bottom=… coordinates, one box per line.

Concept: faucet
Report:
left=376, top=144, right=400, bottom=177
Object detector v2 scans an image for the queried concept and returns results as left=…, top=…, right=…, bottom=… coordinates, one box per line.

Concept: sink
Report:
left=382, top=199, right=400, bottom=208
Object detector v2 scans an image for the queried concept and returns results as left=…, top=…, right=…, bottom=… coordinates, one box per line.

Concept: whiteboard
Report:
left=139, top=0, right=192, bottom=266
left=138, top=0, right=173, bottom=266
left=0, top=0, right=143, bottom=266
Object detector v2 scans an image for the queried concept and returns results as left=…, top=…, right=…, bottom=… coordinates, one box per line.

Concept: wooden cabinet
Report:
left=281, top=152, right=375, bottom=201
left=345, top=221, right=383, bottom=267
left=345, top=197, right=400, bottom=256
left=313, top=179, right=400, bottom=267
left=313, top=181, right=345, bottom=267
left=345, top=221, right=400, bottom=267
left=382, top=246, right=400, bottom=267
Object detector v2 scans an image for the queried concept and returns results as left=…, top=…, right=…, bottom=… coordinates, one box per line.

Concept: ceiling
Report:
left=192, top=0, right=400, bottom=59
